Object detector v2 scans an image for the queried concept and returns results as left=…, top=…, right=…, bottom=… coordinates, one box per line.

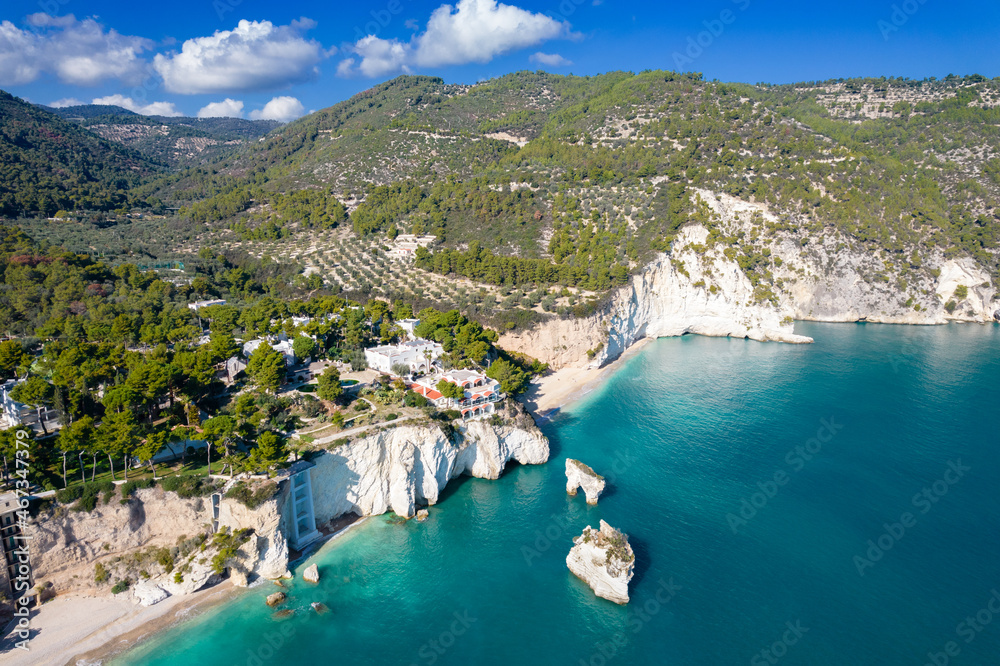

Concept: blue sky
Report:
left=2, top=0, right=998, bottom=120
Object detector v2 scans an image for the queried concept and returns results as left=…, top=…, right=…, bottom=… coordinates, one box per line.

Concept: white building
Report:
left=218, top=356, right=247, bottom=384
left=188, top=299, right=226, bottom=311
left=0, top=379, right=61, bottom=434
left=243, top=339, right=296, bottom=366
left=388, top=234, right=437, bottom=261
left=397, top=319, right=420, bottom=339
left=364, top=338, right=443, bottom=375
left=410, top=369, right=503, bottom=420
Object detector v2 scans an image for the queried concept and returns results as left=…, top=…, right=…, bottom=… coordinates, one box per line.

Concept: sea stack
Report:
left=303, top=563, right=320, bottom=583
left=566, top=520, right=635, bottom=604
left=565, top=459, right=607, bottom=505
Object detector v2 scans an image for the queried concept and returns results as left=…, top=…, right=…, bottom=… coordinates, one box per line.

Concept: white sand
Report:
left=522, top=338, right=653, bottom=417
left=0, top=583, right=236, bottom=666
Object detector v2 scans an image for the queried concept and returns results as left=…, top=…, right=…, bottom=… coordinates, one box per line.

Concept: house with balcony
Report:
left=410, top=369, right=503, bottom=420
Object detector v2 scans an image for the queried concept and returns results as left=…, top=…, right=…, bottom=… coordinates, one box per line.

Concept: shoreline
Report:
left=0, top=581, right=240, bottom=666
left=521, top=337, right=655, bottom=420
left=8, top=340, right=654, bottom=665
left=2, top=515, right=371, bottom=666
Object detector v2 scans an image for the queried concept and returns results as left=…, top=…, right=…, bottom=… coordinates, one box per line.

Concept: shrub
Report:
left=94, top=562, right=109, bottom=584
left=953, top=284, right=968, bottom=300
left=160, top=475, right=220, bottom=499
left=156, top=548, right=175, bottom=573
left=111, top=579, right=130, bottom=595
left=210, top=527, right=253, bottom=575
left=225, top=481, right=279, bottom=510
left=121, top=478, right=154, bottom=499
left=58, top=480, right=116, bottom=513
left=404, top=390, right=429, bottom=408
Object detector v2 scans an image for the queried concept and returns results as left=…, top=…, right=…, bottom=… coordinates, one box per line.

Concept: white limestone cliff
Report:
left=27, top=484, right=288, bottom=605
left=566, top=520, right=635, bottom=605
left=309, top=402, right=549, bottom=521
left=26, top=404, right=549, bottom=605
left=26, top=487, right=210, bottom=597
left=565, top=459, right=606, bottom=505
left=501, top=189, right=998, bottom=370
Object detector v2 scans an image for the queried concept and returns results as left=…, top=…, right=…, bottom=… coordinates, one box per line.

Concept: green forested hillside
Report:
left=0, top=91, right=157, bottom=217
left=140, top=71, right=998, bottom=289
left=3, top=71, right=1000, bottom=289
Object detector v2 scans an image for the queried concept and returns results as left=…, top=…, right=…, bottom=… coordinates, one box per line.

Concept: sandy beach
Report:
left=0, top=581, right=239, bottom=666
left=522, top=337, right=654, bottom=418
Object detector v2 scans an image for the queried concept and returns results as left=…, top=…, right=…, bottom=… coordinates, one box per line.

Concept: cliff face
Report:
left=310, top=402, right=549, bottom=521
left=27, top=487, right=210, bottom=596
left=27, top=485, right=288, bottom=603
left=502, top=190, right=998, bottom=369
left=26, top=405, right=549, bottom=604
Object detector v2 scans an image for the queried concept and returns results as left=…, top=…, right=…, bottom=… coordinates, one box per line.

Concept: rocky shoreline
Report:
left=8, top=401, right=549, bottom=663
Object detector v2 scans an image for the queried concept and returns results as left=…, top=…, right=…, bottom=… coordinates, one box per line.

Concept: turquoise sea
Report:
left=115, top=322, right=1000, bottom=666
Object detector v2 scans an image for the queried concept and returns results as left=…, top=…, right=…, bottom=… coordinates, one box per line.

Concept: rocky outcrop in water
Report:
left=566, top=520, right=635, bottom=605
left=303, top=563, right=320, bottom=583
left=565, top=459, right=606, bottom=505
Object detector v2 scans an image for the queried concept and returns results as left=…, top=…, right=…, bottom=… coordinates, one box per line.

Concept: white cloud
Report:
left=92, top=94, right=183, bottom=117
left=351, top=35, right=411, bottom=78
left=154, top=19, right=327, bottom=94
left=529, top=52, right=571, bottom=67
left=338, top=0, right=572, bottom=77
left=197, top=98, right=244, bottom=118
left=0, top=14, right=153, bottom=86
left=249, top=96, right=305, bottom=122
left=336, top=58, right=357, bottom=77
left=49, top=97, right=84, bottom=108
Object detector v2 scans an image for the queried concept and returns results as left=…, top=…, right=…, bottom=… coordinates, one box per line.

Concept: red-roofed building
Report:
left=411, top=370, right=503, bottom=420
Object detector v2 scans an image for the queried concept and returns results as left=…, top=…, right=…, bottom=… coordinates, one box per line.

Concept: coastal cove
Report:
left=103, top=322, right=1000, bottom=666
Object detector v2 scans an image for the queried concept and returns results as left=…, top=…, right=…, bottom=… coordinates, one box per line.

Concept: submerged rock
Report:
left=566, top=520, right=635, bottom=605
left=416, top=509, right=429, bottom=522
left=272, top=609, right=294, bottom=620
left=303, top=563, right=320, bottom=584
left=265, top=591, right=286, bottom=607
left=565, top=459, right=607, bottom=505
left=311, top=602, right=330, bottom=614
